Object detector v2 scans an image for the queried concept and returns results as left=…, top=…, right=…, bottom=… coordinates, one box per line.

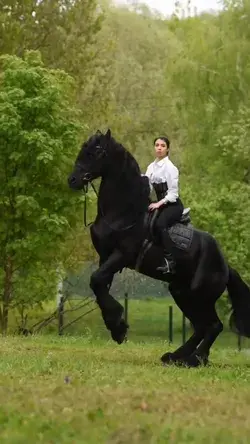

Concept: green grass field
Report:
left=1, top=335, right=250, bottom=443
left=3, top=298, right=250, bottom=443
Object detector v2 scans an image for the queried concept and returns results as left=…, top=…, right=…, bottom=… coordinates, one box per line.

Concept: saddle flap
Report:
left=168, top=223, right=193, bottom=251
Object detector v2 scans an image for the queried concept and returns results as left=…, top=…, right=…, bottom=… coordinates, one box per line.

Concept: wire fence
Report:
left=55, top=291, right=245, bottom=352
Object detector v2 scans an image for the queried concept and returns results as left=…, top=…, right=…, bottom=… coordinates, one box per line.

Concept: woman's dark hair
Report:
left=153, top=136, right=170, bottom=149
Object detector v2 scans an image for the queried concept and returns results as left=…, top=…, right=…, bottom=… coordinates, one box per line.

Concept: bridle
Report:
left=82, top=181, right=98, bottom=227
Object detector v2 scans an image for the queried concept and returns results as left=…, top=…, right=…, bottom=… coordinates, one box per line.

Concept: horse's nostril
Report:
left=68, top=176, right=76, bottom=185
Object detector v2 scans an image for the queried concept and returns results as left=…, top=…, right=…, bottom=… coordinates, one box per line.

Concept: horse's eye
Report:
left=96, top=146, right=105, bottom=159
left=87, top=151, right=95, bottom=159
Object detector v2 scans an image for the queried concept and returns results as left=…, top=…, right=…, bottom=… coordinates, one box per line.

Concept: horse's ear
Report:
left=105, top=128, right=111, bottom=139
left=96, top=129, right=102, bottom=135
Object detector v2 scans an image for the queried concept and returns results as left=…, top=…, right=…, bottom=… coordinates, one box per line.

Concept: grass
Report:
left=1, top=335, right=250, bottom=443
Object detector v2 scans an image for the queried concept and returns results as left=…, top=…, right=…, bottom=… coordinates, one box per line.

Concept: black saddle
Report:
left=135, top=207, right=193, bottom=272
left=144, top=207, right=192, bottom=242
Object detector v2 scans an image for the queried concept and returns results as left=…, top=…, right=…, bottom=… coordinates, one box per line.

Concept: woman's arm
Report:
left=162, top=164, right=179, bottom=204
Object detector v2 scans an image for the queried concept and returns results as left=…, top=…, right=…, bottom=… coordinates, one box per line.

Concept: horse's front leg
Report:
left=90, top=249, right=128, bottom=344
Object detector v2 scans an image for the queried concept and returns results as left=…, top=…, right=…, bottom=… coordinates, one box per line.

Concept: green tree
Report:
left=0, top=50, right=85, bottom=333
left=82, top=3, right=176, bottom=163
left=0, top=0, right=103, bottom=78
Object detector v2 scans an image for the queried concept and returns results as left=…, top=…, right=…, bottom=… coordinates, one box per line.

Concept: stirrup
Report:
left=157, top=258, right=174, bottom=274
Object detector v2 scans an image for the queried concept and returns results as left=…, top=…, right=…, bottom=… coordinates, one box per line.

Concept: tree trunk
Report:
left=0, top=256, right=13, bottom=335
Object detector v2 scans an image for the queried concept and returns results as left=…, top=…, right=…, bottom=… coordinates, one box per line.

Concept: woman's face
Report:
left=154, top=138, right=168, bottom=159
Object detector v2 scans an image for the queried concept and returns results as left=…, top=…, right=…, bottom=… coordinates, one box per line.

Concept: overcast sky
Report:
left=115, top=0, right=224, bottom=15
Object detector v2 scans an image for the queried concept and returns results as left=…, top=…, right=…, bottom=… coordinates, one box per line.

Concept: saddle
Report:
left=144, top=207, right=192, bottom=244
left=135, top=207, right=193, bottom=272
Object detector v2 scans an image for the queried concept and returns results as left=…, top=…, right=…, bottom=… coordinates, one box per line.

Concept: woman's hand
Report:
left=148, top=199, right=165, bottom=211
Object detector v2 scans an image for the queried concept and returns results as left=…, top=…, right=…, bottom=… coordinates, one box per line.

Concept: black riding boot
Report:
left=157, top=228, right=176, bottom=274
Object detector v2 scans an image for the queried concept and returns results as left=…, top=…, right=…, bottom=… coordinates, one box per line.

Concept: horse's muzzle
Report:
left=68, top=174, right=84, bottom=190
left=68, top=169, right=94, bottom=190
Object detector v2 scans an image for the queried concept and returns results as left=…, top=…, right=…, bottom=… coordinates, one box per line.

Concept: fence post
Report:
left=169, top=305, right=173, bottom=343
left=238, top=334, right=242, bottom=352
left=58, top=295, right=64, bottom=336
left=124, top=292, right=128, bottom=325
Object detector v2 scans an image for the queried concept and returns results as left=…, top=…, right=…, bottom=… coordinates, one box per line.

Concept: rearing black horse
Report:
left=68, top=129, right=250, bottom=367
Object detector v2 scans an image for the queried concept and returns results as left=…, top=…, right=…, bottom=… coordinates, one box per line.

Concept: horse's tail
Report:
left=227, top=266, right=250, bottom=338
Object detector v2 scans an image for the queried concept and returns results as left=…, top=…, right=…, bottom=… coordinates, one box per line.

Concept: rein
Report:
left=83, top=182, right=98, bottom=227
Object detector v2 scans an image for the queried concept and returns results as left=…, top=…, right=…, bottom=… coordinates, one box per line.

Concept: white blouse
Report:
left=145, top=156, right=179, bottom=204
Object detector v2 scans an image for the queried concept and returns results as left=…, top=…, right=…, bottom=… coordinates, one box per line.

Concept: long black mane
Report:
left=97, top=134, right=150, bottom=225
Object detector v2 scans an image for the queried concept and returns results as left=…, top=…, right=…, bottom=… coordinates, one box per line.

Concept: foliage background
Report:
left=0, top=0, right=249, bottom=332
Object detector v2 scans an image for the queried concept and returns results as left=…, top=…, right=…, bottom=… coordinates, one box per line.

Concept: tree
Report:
left=0, top=0, right=103, bottom=77
left=0, top=50, right=85, bottom=333
left=82, top=3, right=177, bottom=164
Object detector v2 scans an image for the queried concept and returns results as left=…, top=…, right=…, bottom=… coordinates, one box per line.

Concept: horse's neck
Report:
left=98, top=176, right=128, bottom=210
left=97, top=173, right=147, bottom=217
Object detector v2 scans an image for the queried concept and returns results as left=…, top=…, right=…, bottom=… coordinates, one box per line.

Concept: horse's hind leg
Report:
left=161, top=285, right=206, bottom=365
left=161, top=327, right=205, bottom=365
left=162, top=313, right=223, bottom=368
left=175, top=306, right=223, bottom=368
left=186, top=312, right=223, bottom=367
left=161, top=284, right=223, bottom=367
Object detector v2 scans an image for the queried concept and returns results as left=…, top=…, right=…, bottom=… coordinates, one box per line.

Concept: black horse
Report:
left=68, top=129, right=250, bottom=367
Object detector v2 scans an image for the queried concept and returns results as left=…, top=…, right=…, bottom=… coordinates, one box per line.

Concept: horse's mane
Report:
left=109, top=136, right=141, bottom=175
left=107, top=135, right=150, bottom=216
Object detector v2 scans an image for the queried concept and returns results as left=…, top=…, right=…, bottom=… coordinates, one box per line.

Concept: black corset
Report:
left=152, top=182, right=168, bottom=201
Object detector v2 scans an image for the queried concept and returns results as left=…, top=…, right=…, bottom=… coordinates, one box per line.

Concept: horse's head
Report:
left=68, top=129, right=112, bottom=190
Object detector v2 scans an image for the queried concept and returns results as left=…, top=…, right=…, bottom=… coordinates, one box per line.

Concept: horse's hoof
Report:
left=101, top=306, right=124, bottom=331
left=111, top=319, right=128, bottom=344
left=161, top=351, right=209, bottom=368
left=161, top=352, right=186, bottom=366
left=183, top=353, right=209, bottom=368
left=161, top=352, right=176, bottom=364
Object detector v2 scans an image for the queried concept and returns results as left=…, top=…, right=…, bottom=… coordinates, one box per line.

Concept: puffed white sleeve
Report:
left=162, top=163, right=179, bottom=203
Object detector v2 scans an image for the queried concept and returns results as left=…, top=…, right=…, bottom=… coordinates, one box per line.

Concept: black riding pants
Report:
left=155, top=199, right=184, bottom=254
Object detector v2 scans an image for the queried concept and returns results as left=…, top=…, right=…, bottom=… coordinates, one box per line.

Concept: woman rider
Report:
left=145, top=136, right=184, bottom=273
